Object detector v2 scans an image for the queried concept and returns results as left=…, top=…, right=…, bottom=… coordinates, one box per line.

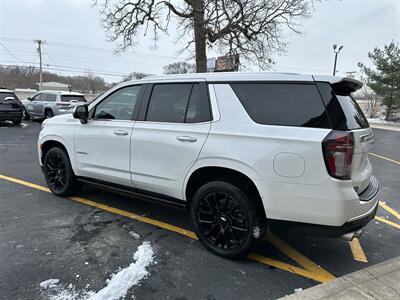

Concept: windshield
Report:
left=61, top=95, right=87, bottom=102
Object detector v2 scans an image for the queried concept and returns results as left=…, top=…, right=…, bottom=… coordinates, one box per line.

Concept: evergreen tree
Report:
left=359, top=42, right=400, bottom=121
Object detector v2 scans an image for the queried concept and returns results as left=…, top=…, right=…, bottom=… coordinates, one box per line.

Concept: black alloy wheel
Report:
left=43, top=147, right=79, bottom=196
left=191, top=181, right=262, bottom=258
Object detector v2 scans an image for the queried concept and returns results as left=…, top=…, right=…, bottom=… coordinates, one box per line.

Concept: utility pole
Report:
left=34, top=39, right=44, bottom=90
left=332, top=44, right=343, bottom=76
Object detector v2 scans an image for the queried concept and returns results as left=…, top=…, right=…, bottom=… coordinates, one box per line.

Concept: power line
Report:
left=0, top=37, right=183, bottom=60
left=0, top=62, right=128, bottom=78
left=0, top=42, right=24, bottom=63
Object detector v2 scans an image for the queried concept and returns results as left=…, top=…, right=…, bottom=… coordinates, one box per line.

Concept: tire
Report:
left=190, top=181, right=263, bottom=258
left=45, top=109, right=54, bottom=119
left=12, top=118, right=22, bottom=125
left=23, top=108, right=30, bottom=120
left=43, top=147, right=79, bottom=196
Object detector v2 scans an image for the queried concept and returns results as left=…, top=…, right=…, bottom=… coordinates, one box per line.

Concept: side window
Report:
left=230, top=83, right=331, bottom=128
left=185, top=84, right=211, bottom=123
left=146, top=84, right=192, bottom=123
left=31, top=94, right=41, bottom=101
left=94, top=85, right=141, bottom=120
left=46, top=94, right=57, bottom=102
left=36, top=93, right=46, bottom=101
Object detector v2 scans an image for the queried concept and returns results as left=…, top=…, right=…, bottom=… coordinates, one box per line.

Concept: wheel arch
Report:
left=40, top=138, right=71, bottom=166
left=184, top=165, right=266, bottom=220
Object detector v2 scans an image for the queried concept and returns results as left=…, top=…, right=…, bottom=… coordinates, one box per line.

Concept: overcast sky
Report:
left=0, top=0, right=399, bottom=83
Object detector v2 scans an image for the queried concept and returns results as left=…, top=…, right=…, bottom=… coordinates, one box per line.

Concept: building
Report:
left=37, top=82, right=71, bottom=91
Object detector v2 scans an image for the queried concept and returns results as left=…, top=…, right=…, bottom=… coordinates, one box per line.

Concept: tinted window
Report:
left=231, top=83, right=331, bottom=128
left=94, top=85, right=141, bottom=120
left=61, top=95, right=87, bottom=102
left=316, top=82, right=369, bottom=130
left=146, top=84, right=192, bottom=123
left=185, top=84, right=212, bottom=123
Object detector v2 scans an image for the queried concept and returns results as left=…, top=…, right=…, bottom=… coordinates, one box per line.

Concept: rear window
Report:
left=0, top=92, right=18, bottom=101
left=316, top=82, right=369, bottom=130
left=61, top=95, right=86, bottom=102
left=230, top=83, right=331, bottom=128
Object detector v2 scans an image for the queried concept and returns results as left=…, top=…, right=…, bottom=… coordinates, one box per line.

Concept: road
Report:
left=0, top=121, right=399, bottom=300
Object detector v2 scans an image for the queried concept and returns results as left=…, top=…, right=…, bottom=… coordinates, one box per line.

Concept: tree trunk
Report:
left=193, top=0, right=207, bottom=73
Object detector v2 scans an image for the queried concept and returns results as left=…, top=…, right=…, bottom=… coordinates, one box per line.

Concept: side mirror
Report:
left=27, top=97, right=32, bottom=101
left=73, top=104, right=89, bottom=124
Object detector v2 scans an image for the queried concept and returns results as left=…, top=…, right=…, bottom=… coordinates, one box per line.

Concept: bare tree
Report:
left=123, top=71, right=152, bottom=81
left=163, top=61, right=196, bottom=74
left=358, top=85, right=380, bottom=118
left=95, top=0, right=312, bottom=72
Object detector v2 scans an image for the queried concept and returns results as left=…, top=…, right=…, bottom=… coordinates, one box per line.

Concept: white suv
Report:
left=38, top=72, right=380, bottom=258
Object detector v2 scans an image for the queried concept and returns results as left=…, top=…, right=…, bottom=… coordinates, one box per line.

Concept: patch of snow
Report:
left=89, top=241, right=154, bottom=300
left=21, top=123, right=28, bottom=128
left=294, top=288, right=303, bottom=293
left=368, top=117, right=399, bottom=126
left=39, top=242, right=155, bottom=300
left=128, top=231, right=141, bottom=240
left=40, top=279, right=60, bottom=289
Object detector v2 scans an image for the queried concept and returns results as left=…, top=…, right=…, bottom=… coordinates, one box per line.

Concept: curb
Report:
left=280, top=257, right=400, bottom=299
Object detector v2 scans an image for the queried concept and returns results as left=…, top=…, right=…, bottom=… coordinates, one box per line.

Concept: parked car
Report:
left=38, top=72, right=380, bottom=258
left=0, top=88, right=23, bottom=125
left=22, top=90, right=87, bottom=120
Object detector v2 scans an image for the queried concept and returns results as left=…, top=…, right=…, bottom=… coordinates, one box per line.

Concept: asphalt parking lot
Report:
left=0, top=120, right=399, bottom=300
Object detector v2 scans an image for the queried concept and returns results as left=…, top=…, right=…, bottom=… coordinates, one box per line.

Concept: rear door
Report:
left=317, top=81, right=372, bottom=193
left=130, top=82, right=212, bottom=199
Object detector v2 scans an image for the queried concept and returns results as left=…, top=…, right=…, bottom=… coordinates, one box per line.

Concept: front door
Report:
left=130, top=82, right=212, bottom=199
left=74, top=84, right=143, bottom=186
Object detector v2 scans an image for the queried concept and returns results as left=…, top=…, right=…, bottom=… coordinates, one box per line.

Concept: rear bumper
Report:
left=0, top=111, right=23, bottom=121
left=270, top=199, right=378, bottom=238
left=269, top=176, right=380, bottom=238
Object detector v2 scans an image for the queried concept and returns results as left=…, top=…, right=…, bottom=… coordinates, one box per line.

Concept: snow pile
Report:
left=39, top=281, right=93, bottom=300
left=40, top=279, right=60, bottom=289
left=39, top=242, right=155, bottom=300
left=89, top=241, right=154, bottom=300
left=367, top=118, right=399, bottom=126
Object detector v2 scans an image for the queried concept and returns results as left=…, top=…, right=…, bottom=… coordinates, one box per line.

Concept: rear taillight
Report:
left=322, top=130, right=354, bottom=180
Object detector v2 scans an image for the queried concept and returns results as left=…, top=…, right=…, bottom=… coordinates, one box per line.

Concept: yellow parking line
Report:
left=248, top=253, right=330, bottom=283
left=379, top=201, right=400, bottom=220
left=348, top=238, right=368, bottom=263
left=375, top=216, right=400, bottom=230
left=0, top=174, right=334, bottom=283
left=265, top=232, right=336, bottom=282
left=0, top=174, right=51, bottom=192
left=70, top=196, right=198, bottom=240
left=369, top=152, right=400, bottom=165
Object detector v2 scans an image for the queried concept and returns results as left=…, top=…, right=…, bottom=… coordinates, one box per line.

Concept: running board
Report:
left=76, top=177, right=187, bottom=210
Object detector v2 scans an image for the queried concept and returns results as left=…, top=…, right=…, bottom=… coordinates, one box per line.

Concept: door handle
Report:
left=114, top=129, right=129, bottom=136
left=177, top=136, right=197, bottom=142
